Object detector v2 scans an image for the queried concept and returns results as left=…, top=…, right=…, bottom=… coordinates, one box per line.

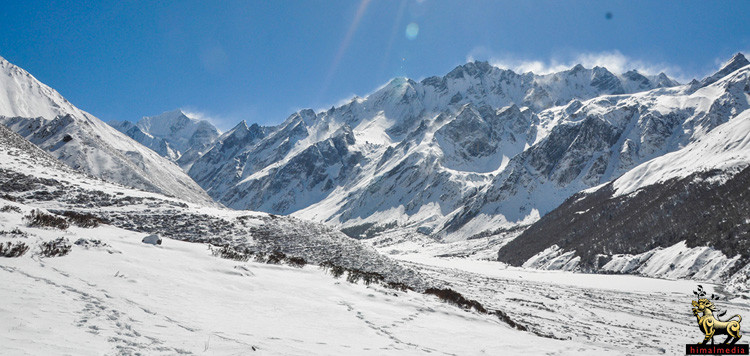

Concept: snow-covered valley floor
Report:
left=0, top=213, right=612, bottom=356
left=2, top=207, right=748, bottom=355
left=392, top=254, right=750, bottom=355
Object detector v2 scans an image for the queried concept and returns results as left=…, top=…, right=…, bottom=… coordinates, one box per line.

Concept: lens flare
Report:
left=405, top=23, right=419, bottom=40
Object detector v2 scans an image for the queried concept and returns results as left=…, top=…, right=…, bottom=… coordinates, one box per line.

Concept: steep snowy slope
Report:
left=187, top=60, right=682, bottom=240
left=0, top=56, right=214, bottom=205
left=2, top=124, right=607, bottom=355
left=110, top=109, right=220, bottom=170
left=0, top=123, right=426, bottom=287
left=448, top=55, right=750, bottom=238
left=496, top=100, right=750, bottom=283
left=1, top=127, right=738, bottom=355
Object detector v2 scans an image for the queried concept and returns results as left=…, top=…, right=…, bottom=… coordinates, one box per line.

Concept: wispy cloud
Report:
left=181, top=107, right=256, bottom=133
left=467, top=49, right=690, bottom=82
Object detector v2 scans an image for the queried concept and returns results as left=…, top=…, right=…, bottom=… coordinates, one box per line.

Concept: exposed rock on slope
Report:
left=0, top=123, right=427, bottom=289
left=109, top=109, right=220, bottom=170
left=0, top=55, right=214, bottom=205
left=185, top=60, right=683, bottom=239
left=498, top=102, right=750, bottom=285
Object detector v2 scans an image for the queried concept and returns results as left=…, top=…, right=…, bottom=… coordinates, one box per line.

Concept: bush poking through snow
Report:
left=0, top=228, right=28, bottom=238
left=492, top=310, right=527, bottom=331
left=385, top=282, right=410, bottom=292
left=0, top=241, right=29, bottom=257
left=61, top=211, right=104, bottom=228
left=40, top=237, right=72, bottom=257
left=422, top=287, right=530, bottom=332
left=25, top=209, right=69, bottom=229
left=208, top=245, right=307, bottom=268
left=265, top=251, right=286, bottom=265
left=286, top=256, right=307, bottom=268
left=0, top=205, right=21, bottom=213
left=320, top=261, right=346, bottom=279
left=424, top=288, right=487, bottom=313
left=319, top=261, right=406, bottom=289
left=346, top=269, right=385, bottom=286
left=211, top=245, right=251, bottom=262
left=0, top=194, right=17, bottom=202
left=74, top=238, right=109, bottom=249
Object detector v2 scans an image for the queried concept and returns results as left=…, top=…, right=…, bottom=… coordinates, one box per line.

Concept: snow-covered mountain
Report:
left=0, top=56, right=214, bottom=205
left=0, top=122, right=427, bottom=288
left=185, top=58, right=686, bottom=239
left=3, top=121, right=743, bottom=355
left=495, top=56, right=750, bottom=288
left=496, top=130, right=750, bottom=291
left=109, top=110, right=220, bottom=170
left=449, top=53, right=750, bottom=236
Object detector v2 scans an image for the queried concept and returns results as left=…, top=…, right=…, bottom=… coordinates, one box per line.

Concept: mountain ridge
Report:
left=110, top=109, right=221, bottom=170
left=176, top=58, right=700, bottom=240
left=0, top=55, right=215, bottom=205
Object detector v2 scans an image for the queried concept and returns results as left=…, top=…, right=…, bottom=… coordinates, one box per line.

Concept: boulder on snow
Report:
left=142, top=234, right=162, bottom=245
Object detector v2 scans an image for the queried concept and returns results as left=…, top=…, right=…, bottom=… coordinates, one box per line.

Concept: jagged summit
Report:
left=446, top=61, right=495, bottom=79
left=702, top=52, right=749, bottom=86
left=723, top=52, right=749, bottom=70
left=183, top=53, right=691, bottom=240
left=569, top=63, right=586, bottom=72
left=110, top=109, right=221, bottom=170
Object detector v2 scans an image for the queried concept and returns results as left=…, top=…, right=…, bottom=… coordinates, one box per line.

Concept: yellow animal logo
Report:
left=691, top=285, right=742, bottom=345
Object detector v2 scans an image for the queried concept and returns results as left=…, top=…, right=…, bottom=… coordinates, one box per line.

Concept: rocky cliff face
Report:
left=497, top=64, right=750, bottom=283
left=180, top=58, right=692, bottom=240
left=109, top=110, right=220, bottom=170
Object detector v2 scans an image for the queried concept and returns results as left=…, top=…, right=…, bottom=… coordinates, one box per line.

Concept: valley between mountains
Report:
left=1, top=52, right=749, bottom=355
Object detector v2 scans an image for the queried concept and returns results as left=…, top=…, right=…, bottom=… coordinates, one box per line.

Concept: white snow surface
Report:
left=185, top=57, right=750, bottom=242
left=0, top=210, right=628, bottom=355
left=0, top=56, right=214, bottom=205
left=613, top=108, right=750, bottom=196
left=183, top=61, right=687, bottom=239
left=1, top=119, right=748, bottom=355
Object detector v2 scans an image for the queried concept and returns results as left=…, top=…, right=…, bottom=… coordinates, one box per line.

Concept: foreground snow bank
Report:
left=0, top=209, right=614, bottom=355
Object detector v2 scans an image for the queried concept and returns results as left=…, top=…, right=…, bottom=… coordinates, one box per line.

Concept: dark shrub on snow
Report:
left=424, top=288, right=487, bottom=313
left=61, top=211, right=104, bottom=228
left=25, top=209, right=69, bottom=229
left=211, top=245, right=251, bottom=261
left=0, top=205, right=21, bottom=213
left=40, top=237, right=72, bottom=257
left=286, top=256, right=307, bottom=268
left=0, top=241, right=29, bottom=257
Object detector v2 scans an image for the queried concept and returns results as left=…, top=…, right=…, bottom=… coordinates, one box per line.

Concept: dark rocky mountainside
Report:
left=498, top=166, right=750, bottom=274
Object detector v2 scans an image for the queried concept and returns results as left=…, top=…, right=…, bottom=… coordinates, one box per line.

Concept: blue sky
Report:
left=1, top=1, right=748, bottom=130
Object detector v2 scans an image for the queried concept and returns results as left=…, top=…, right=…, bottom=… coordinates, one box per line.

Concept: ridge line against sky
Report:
left=1, top=1, right=748, bottom=130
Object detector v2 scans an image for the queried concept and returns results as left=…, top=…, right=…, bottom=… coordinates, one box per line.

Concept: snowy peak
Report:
left=110, top=109, right=220, bottom=169
left=0, top=55, right=86, bottom=121
left=445, top=61, right=495, bottom=79
left=702, top=52, right=750, bottom=86
left=720, top=52, right=749, bottom=73
left=138, top=109, right=195, bottom=136
left=185, top=56, right=688, bottom=237
left=0, top=55, right=215, bottom=205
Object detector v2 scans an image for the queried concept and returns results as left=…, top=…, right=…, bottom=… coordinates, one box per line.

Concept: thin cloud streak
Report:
left=318, top=0, right=372, bottom=103
left=467, top=50, right=691, bottom=82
